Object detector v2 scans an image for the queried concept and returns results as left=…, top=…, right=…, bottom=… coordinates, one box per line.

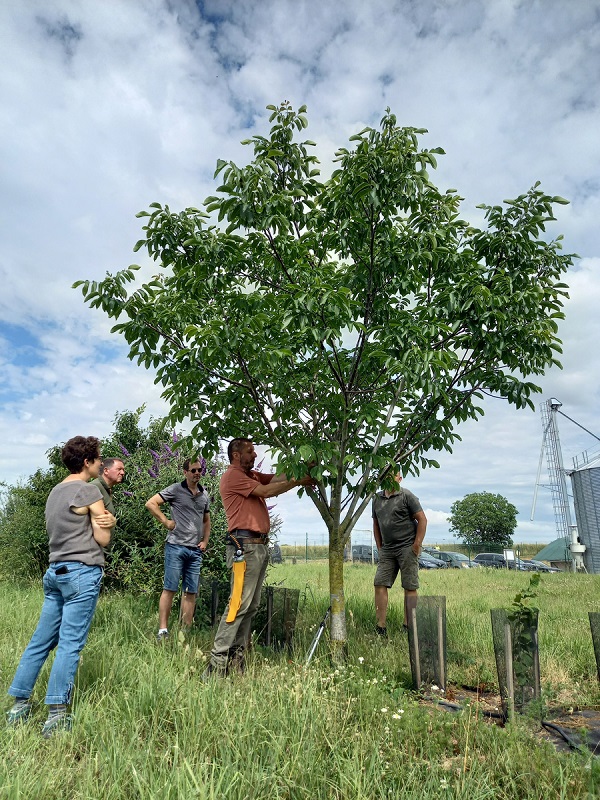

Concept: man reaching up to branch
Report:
left=204, top=438, right=315, bottom=677
left=372, top=472, right=427, bottom=637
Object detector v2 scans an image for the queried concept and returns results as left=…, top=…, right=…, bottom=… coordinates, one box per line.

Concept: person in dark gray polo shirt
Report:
left=145, top=459, right=211, bottom=640
left=372, top=472, right=427, bottom=637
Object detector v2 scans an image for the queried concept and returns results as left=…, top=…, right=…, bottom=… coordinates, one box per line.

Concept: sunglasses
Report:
left=188, top=468, right=203, bottom=474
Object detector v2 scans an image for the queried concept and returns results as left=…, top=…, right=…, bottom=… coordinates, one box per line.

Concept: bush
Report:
left=104, top=430, right=229, bottom=591
left=0, top=409, right=228, bottom=591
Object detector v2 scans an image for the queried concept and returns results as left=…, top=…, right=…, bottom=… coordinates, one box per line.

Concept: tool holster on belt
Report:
left=226, top=533, right=246, bottom=623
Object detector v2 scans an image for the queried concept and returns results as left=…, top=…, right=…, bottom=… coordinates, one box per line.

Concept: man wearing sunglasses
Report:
left=145, top=459, right=211, bottom=641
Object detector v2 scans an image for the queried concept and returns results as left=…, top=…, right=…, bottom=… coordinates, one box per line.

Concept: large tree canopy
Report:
left=448, top=491, right=519, bottom=549
left=76, top=102, right=574, bottom=651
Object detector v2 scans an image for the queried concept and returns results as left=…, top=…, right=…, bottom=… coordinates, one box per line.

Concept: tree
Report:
left=76, top=102, right=574, bottom=658
left=448, top=492, right=518, bottom=549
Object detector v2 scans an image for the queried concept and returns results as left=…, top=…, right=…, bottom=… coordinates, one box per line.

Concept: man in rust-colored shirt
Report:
left=205, top=438, right=315, bottom=676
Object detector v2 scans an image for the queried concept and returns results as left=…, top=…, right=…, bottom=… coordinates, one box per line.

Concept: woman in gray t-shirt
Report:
left=6, top=436, right=116, bottom=738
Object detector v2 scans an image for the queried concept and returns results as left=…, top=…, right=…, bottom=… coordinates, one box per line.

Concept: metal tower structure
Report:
left=531, top=398, right=572, bottom=538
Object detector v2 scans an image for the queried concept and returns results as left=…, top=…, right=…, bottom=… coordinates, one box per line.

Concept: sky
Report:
left=1, top=0, right=599, bottom=548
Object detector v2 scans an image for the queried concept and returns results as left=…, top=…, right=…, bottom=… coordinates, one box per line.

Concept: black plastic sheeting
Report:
left=428, top=696, right=600, bottom=757
left=541, top=712, right=600, bottom=756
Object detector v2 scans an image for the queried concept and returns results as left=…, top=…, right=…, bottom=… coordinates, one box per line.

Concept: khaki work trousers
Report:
left=209, top=543, right=269, bottom=669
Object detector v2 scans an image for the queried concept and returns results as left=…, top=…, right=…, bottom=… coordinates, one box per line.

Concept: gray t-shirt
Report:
left=372, top=487, right=423, bottom=554
left=46, top=480, right=105, bottom=567
left=159, top=481, right=211, bottom=548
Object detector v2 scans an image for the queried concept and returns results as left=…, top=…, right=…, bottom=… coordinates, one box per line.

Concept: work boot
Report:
left=375, top=625, right=388, bottom=638
left=227, top=646, right=246, bottom=675
left=201, top=662, right=227, bottom=682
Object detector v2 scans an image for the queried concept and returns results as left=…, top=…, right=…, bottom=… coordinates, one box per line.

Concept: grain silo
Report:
left=570, top=452, right=600, bottom=574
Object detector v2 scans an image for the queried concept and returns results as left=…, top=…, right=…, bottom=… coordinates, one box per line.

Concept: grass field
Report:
left=1, top=563, right=599, bottom=799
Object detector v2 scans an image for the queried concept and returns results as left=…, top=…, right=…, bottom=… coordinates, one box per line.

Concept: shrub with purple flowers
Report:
left=0, top=410, right=230, bottom=595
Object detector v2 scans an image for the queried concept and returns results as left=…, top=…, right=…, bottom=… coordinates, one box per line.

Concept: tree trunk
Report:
left=328, top=523, right=347, bottom=664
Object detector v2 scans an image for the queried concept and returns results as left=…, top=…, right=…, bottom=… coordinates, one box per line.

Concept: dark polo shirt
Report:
left=372, top=488, right=423, bottom=554
left=159, top=480, right=211, bottom=548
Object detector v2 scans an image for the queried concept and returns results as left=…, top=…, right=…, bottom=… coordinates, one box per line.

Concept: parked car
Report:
left=520, top=559, right=561, bottom=573
left=473, top=552, right=506, bottom=568
left=473, top=553, right=527, bottom=570
left=352, top=545, right=379, bottom=564
left=418, top=552, right=447, bottom=569
left=430, top=550, right=479, bottom=569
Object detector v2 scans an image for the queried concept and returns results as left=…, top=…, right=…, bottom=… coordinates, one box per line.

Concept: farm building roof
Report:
left=534, top=538, right=571, bottom=562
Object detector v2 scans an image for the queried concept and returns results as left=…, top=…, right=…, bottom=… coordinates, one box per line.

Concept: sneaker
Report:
left=375, top=625, right=388, bottom=638
left=41, top=714, right=73, bottom=739
left=157, top=630, right=169, bottom=642
left=6, top=701, right=32, bottom=726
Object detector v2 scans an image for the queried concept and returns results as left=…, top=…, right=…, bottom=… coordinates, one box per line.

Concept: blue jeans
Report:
left=163, top=543, right=202, bottom=593
left=8, top=562, right=103, bottom=705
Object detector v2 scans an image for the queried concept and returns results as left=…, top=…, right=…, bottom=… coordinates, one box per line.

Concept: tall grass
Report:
left=1, top=566, right=599, bottom=799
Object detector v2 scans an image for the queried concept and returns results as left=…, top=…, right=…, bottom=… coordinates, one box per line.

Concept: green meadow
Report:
left=1, top=562, right=599, bottom=799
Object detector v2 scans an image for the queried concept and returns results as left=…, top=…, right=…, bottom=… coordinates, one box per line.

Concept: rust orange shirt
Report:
left=219, top=465, right=273, bottom=533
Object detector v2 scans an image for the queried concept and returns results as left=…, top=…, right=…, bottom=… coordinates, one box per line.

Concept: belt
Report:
left=231, top=538, right=268, bottom=545
left=227, top=529, right=269, bottom=545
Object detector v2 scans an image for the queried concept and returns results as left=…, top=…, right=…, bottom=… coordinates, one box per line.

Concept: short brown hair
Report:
left=227, top=438, right=252, bottom=463
left=62, top=436, right=101, bottom=474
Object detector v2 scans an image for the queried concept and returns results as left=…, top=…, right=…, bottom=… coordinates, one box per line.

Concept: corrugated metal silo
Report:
left=570, top=455, right=600, bottom=575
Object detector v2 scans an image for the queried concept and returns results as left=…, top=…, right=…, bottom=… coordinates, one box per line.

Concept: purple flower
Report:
left=148, top=468, right=157, bottom=478
left=200, top=457, right=207, bottom=476
left=123, top=491, right=133, bottom=497
left=150, top=449, right=160, bottom=461
left=172, top=430, right=179, bottom=443
left=210, top=466, right=217, bottom=477
left=119, top=443, right=131, bottom=457
left=163, top=443, right=174, bottom=456
left=266, top=504, right=276, bottom=511
left=137, top=467, right=142, bottom=474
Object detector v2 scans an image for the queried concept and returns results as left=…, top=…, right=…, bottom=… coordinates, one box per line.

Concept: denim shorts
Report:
left=163, top=543, right=202, bottom=593
left=374, top=545, right=420, bottom=591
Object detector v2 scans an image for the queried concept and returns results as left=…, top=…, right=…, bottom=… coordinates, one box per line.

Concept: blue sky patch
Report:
left=0, top=321, right=44, bottom=369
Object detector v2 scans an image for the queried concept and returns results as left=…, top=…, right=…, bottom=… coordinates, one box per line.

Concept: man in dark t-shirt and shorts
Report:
left=372, top=473, right=427, bottom=637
